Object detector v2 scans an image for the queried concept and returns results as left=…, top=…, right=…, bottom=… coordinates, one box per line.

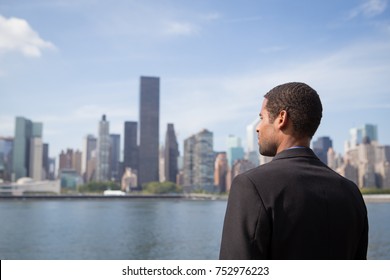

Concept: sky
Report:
left=1, top=0, right=390, bottom=160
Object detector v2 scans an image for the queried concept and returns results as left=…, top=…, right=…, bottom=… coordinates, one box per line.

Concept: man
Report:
left=219, top=82, right=368, bottom=259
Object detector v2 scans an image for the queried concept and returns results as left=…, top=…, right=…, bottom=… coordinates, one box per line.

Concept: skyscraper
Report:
left=313, top=136, right=333, bottom=165
left=96, top=115, right=110, bottom=182
left=73, top=150, right=82, bottom=176
left=183, top=129, right=214, bottom=191
left=59, top=149, right=74, bottom=171
left=138, top=76, right=160, bottom=188
left=124, top=121, right=138, bottom=171
left=346, top=124, right=378, bottom=151
left=82, top=134, right=97, bottom=182
left=42, top=143, right=49, bottom=180
left=226, top=135, right=244, bottom=168
left=362, top=124, right=378, bottom=143
left=183, top=136, right=195, bottom=189
left=12, top=117, right=42, bottom=181
left=0, top=137, right=13, bottom=182
left=58, top=149, right=82, bottom=175
left=110, top=134, right=121, bottom=182
left=48, top=157, right=56, bottom=180
left=342, top=136, right=390, bottom=188
left=164, top=123, right=179, bottom=183
left=29, top=137, right=43, bottom=181
left=214, top=152, right=228, bottom=193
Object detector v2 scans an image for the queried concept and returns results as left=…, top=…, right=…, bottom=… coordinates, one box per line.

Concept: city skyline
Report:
left=1, top=0, right=390, bottom=158
left=2, top=112, right=388, bottom=163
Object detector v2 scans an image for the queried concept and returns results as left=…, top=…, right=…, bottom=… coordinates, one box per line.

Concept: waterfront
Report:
left=0, top=199, right=388, bottom=260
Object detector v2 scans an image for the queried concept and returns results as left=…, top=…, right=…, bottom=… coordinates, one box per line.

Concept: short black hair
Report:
left=264, top=82, right=322, bottom=138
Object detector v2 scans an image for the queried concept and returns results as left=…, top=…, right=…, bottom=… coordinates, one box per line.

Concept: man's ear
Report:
left=277, top=110, right=288, bottom=129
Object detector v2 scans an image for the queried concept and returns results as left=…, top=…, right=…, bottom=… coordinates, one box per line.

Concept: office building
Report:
left=123, top=121, right=138, bottom=172
left=59, top=149, right=73, bottom=171
left=110, top=134, right=121, bottom=182
left=340, top=129, right=390, bottom=188
left=214, top=152, right=228, bottom=193
left=183, top=136, right=195, bottom=190
left=12, top=117, right=42, bottom=181
left=86, top=151, right=97, bottom=183
left=60, top=169, right=83, bottom=189
left=58, top=149, right=82, bottom=175
left=42, top=143, right=49, bottom=180
left=138, top=76, right=160, bottom=188
left=29, top=137, right=43, bottom=181
left=0, top=178, right=61, bottom=196
left=346, top=124, right=378, bottom=151
left=183, top=129, right=214, bottom=192
left=159, top=145, right=165, bottom=182
left=313, top=136, right=333, bottom=165
left=73, top=150, right=82, bottom=176
left=82, top=134, right=97, bottom=181
left=226, top=135, right=244, bottom=168
left=164, top=123, right=179, bottom=183
left=0, top=137, right=13, bottom=182
left=48, top=157, right=56, bottom=180
left=96, top=115, right=110, bottom=182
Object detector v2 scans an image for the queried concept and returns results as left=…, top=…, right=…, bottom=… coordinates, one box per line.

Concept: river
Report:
left=0, top=199, right=388, bottom=259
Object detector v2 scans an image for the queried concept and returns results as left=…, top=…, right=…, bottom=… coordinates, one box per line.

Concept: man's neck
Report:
left=276, top=137, right=310, bottom=154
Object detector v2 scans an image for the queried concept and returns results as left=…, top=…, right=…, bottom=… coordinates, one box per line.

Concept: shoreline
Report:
left=0, top=193, right=390, bottom=202
left=362, top=194, right=390, bottom=203
left=0, top=193, right=227, bottom=201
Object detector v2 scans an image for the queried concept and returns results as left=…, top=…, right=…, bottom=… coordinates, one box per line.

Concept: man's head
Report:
left=256, top=82, right=323, bottom=156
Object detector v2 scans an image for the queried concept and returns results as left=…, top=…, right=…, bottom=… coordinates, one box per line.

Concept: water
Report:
left=366, top=203, right=390, bottom=260
left=0, top=199, right=388, bottom=259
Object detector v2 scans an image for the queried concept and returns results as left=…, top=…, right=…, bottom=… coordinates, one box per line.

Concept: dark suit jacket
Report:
left=220, top=148, right=368, bottom=259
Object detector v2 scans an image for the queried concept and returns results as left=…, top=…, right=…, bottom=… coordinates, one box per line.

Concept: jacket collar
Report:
left=272, top=147, right=318, bottom=161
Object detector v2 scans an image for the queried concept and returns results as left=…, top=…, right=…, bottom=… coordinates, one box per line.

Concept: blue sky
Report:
left=1, top=0, right=389, bottom=159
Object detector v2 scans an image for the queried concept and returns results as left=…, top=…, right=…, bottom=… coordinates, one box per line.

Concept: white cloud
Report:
left=162, top=21, right=199, bottom=36
left=348, top=0, right=388, bottom=19
left=165, top=38, right=390, bottom=131
left=159, top=39, right=390, bottom=151
left=0, top=15, right=56, bottom=57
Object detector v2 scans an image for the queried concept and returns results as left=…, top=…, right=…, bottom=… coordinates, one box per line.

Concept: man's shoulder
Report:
left=235, top=161, right=280, bottom=184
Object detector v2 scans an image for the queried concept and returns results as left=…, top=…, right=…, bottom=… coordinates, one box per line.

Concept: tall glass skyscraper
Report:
left=109, top=134, right=121, bottom=182
left=124, top=121, right=138, bottom=172
left=12, top=116, right=42, bottom=181
left=346, top=124, right=378, bottom=151
left=313, top=136, right=333, bottom=165
left=164, top=123, right=179, bottom=183
left=226, top=135, right=244, bottom=168
left=138, top=76, right=160, bottom=188
left=96, top=115, right=110, bottom=182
